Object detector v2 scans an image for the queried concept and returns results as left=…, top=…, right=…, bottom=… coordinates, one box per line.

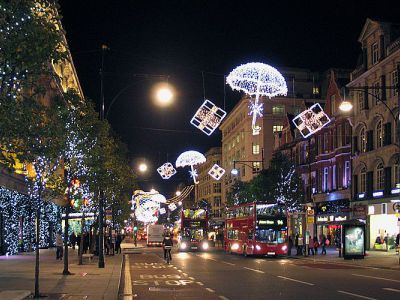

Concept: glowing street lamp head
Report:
left=176, top=191, right=182, bottom=196
left=339, top=100, right=353, bottom=112
left=231, top=168, right=239, bottom=176
left=156, top=88, right=173, bottom=105
left=138, top=163, right=148, bottom=173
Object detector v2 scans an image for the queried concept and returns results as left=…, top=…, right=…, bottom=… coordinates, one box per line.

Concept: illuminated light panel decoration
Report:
left=208, top=164, right=225, bottom=180
left=190, top=99, right=227, bottom=136
left=159, top=208, right=166, bottom=215
left=292, top=103, right=331, bottom=138
left=157, top=162, right=177, bottom=179
left=226, top=62, right=288, bottom=135
left=176, top=151, right=206, bottom=184
left=168, top=203, right=177, bottom=211
left=132, top=190, right=166, bottom=223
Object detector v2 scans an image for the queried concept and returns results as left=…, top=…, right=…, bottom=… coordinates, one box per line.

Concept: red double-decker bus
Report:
left=225, top=202, right=288, bottom=256
left=178, top=208, right=210, bottom=251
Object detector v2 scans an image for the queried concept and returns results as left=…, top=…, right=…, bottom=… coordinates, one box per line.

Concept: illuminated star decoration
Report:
left=176, top=151, right=206, bottom=184
left=292, top=103, right=331, bottom=138
left=208, top=164, right=225, bottom=181
left=190, top=99, right=227, bottom=136
left=227, top=62, right=288, bottom=135
left=157, top=162, right=177, bottom=179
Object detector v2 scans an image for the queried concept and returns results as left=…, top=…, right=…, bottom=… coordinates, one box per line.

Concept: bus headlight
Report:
left=282, top=245, right=288, bottom=251
left=202, top=242, right=209, bottom=250
left=231, top=243, right=239, bottom=250
left=255, top=245, right=261, bottom=251
left=180, top=242, right=187, bottom=250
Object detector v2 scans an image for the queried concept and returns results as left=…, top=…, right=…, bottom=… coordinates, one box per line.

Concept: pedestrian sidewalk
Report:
left=0, top=247, right=123, bottom=299
left=295, top=247, right=400, bottom=270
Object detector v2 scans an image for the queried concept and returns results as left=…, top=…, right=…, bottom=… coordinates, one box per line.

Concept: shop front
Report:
left=315, top=199, right=351, bottom=247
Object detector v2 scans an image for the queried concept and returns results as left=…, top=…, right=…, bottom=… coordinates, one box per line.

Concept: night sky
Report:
left=59, top=0, right=399, bottom=196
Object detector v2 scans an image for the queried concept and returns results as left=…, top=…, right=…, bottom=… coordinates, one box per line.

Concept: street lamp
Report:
left=138, top=163, right=148, bottom=173
left=231, top=160, right=264, bottom=176
left=175, top=190, right=182, bottom=196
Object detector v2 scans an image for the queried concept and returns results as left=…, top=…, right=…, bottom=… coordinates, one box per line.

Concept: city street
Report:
left=121, top=247, right=400, bottom=300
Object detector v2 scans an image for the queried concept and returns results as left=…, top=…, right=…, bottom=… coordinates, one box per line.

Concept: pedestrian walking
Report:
left=313, top=236, right=319, bottom=254
left=297, top=235, right=304, bottom=256
left=70, top=232, right=76, bottom=250
left=55, top=231, right=63, bottom=260
left=288, top=236, right=293, bottom=256
left=321, top=234, right=327, bottom=255
left=115, top=234, right=122, bottom=254
left=308, top=236, right=315, bottom=255
left=76, top=234, right=81, bottom=255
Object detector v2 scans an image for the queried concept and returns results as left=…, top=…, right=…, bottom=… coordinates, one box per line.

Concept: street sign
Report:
left=307, top=216, right=314, bottom=224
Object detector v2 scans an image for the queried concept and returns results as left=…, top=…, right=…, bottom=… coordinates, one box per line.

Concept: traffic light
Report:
left=133, top=226, right=138, bottom=232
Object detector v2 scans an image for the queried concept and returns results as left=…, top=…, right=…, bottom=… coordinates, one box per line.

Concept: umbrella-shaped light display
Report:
left=176, top=150, right=206, bottom=184
left=226, top=62, right=288, bottom=135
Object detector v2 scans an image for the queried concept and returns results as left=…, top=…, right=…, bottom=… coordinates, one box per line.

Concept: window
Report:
left=373, top=81, right=380, bottom=105
left=324, top=132, right=329, bottom=152
left=376, top=162, right=384, bottom=190
left=236, top=134, right=240, bottom=144
left=252, top=162, right=261, bottom=173
left=323, top=167, right=328, bottom=192
left=213, top=183, right=221, bottom=193
left=252, top=144, right=260, bottom=155
left=360, top=127, right=367, bottom=153
left=345, top=122, right=351, bottom=145
left=372, top=43, right=379, bottom=65
left=337, top=124, right=342, bottom=147
left=376, top=120, right=383, bottom=148
left=272, top=105, right=285, bottom=115
left=360, top=167, right=367, bottom=193
left=213, top=196, right=221, bottom=207
left=330, top=94, right=336, bottom=114
left=273, top=125, right=283, bottom=133
left=358, top=91, right=365, bottom=111
left=313, top=87, right=319, bottom=96
left=332, top=165, right=337, bottom=190
left=241, top=165, right=246, bottom=177
left=392, top=69, right=398, bottom=97
left=344, top=161, right=350, bottom=188
left=332, top=128, right=337, bottom=148
left=393, top=159, right=399, bottom=188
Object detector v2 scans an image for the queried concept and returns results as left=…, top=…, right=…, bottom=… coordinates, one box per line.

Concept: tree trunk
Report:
left=78, top=214, right=85, bottom=265
left=63, top=205, right=71, bottom=275
left=34, top=207, right=40, bottom=298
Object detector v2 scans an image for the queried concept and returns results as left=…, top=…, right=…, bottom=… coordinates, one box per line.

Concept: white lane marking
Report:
left=208, top=258, right=218, bottom=261
left=173, top=266, right=177, bottom=269
left=243, top=267, right=265, bottom=274
left=206, top=288, right=215, bottom=293
left=219, top=296, right=230, bottom=300
left=123, top=255, right=132, bottom=300
left=222, top=261, right=235, bottom=266
left=338, top=290, right=377, bottom=300
left=197, top=282, right=204, bottom=286
left=177, top=269, right=182, bottom=273
left=189, top=277, right=195, bottom=280
left=182, top=273, right=188, bottom=276
left=383, top=288, right=400, bottom=293
left=277, top=276, right=314, bottom=286
left=352, top=274, right=400, bottom=283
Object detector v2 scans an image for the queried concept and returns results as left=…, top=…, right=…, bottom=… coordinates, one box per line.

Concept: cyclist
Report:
left=162, top=234, right=173, bottom=262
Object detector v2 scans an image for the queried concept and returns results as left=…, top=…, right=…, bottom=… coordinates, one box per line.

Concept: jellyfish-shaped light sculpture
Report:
left=176, top=150, right=206, bottom=184
left=226, top=62, right=288, bottom=135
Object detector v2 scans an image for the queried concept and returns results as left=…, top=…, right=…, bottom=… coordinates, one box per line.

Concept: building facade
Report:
left=348, top=18, right=400, bottom=250
left=195, top=147, right=224, bottom=229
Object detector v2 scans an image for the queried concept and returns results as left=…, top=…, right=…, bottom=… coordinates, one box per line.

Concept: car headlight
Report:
left=202, top=242, right=209, bottom=250
left=231, top=243, right=239, bottom=250
left=180, top=242, right=187, bottom=249
left=255, top=245, right=261, bottom=251
left=282, top=245, right=288, bottom=251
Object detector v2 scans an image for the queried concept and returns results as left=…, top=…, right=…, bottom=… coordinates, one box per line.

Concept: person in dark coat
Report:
left=70, top=233, right=77, bottom=250
left=115, top=234, right=122, bottom=254
left=288, top=236, right=293, bottom=256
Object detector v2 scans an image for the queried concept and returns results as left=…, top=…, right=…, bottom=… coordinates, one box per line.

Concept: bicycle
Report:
left=164, top=245, right=172, bottom=264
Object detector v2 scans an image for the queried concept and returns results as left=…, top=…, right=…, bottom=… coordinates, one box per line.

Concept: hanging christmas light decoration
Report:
left=226, top=62, right=288, bottom=135
left=159, top=208, right=166, bottom=215
left=176, top=151, right=206, bottom=184
left=157, top=162, right=177, bottom=179
left=292, top=103, right=331, bottom=138
left=168, top=203, right=177, bottom=211
left=208, top=164, right=225, bottom=180
left=132, top=190, right=166, bottom=223
left=190, top=99, right=227, bottom=136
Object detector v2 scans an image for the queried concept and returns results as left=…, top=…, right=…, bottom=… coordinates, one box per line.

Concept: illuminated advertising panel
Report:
left=343, top=224, right=365, bottom=259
